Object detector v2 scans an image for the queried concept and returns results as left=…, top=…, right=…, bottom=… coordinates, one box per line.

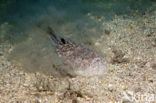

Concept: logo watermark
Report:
left=122, top=91, right=155, bottom=103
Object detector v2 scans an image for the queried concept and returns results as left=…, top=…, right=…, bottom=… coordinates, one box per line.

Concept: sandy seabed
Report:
left=0, top=9, right=156, bottom=103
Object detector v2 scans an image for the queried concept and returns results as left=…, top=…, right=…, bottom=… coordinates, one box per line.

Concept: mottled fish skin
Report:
left=48, top=27, right=107, bottom=76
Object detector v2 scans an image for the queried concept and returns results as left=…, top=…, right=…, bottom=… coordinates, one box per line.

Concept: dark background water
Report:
left=0, top=0, right=155, bottom=22
left=0, top=0, right=155, bottom=76
left=0, top=0, right=155, bottom=43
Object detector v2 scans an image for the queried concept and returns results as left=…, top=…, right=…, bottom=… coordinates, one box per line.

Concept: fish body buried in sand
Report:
left=48, top=27, right=107, bottom=76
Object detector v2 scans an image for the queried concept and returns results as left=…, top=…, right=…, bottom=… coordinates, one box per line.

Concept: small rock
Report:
left=8, top=48, right=13, bottom=55
left=104, top=29, right=110, bottom=35
left=111, top=49, right=129, bottom=64
left=0, top=53, right=2, bottom=56
left=122, top=99, right=131, bottom=103
left=72, top=99, right=78, bottom=103
left=151, top=63, right=156, bottom=70
left=34, top=93, right=41, bottom=98
left=140, top=62, right=147, bottom=68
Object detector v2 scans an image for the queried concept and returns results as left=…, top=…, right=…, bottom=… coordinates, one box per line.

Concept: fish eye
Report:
left=61, top=38, right=66, bottom=44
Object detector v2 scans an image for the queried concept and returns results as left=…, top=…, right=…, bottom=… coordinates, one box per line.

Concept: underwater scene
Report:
left=0, top=0, right=156, bottom=102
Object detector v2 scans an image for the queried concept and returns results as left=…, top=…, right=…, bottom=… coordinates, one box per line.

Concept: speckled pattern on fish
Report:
left=47, top=27, right=107, bottom=76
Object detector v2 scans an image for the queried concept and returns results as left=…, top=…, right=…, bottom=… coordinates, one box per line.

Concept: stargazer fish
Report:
left=47, top=27, right=107, bottom=76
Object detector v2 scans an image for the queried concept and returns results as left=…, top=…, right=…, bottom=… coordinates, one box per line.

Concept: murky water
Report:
left=0, top=0, right=155, bottom=76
